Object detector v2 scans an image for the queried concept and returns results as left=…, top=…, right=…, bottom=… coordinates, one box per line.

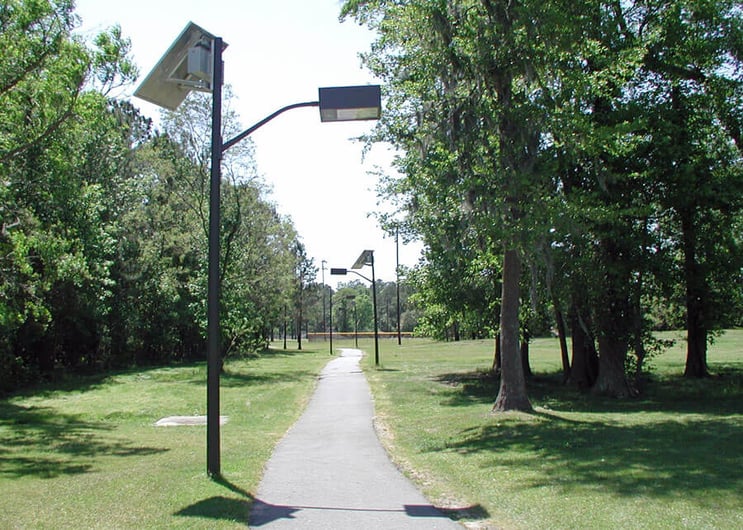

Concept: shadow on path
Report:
left=249, top=498, right=463, bottom=527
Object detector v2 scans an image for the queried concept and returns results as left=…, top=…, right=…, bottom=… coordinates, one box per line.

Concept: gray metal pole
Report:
left=396, top=227, right=401, bottom=345
left=371, top=252, right=379, bottom=366
left=207, top=36, right=223, bottom=478
left=322, top=260, right=327, bottom=348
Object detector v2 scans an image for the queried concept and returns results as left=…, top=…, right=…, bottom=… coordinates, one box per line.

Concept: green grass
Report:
left=0, top=343, right=330, bottom=529
left=2, top=335, right=741, bottom=529
left=356, top=331, right=743, bottom=530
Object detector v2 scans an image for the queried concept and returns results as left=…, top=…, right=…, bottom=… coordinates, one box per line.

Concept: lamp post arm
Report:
left=222, top=100, right=320, bottom=152
left=347, top=270, right=372, bottom=284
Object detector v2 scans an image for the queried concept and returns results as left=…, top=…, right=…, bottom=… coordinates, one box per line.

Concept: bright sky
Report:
left=74, top=0, right=422, bottom=287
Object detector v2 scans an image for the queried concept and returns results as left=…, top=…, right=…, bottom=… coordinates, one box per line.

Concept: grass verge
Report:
left=357, top=331, right=743, bottom=529
left=0, top=343, right=330, bottom=529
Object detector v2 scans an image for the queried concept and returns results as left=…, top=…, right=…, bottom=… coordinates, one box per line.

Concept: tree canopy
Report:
left=0, top=0, right=307, bottom=393
left=2, top=0, right=741, bottom=403
left=342, top=0, right=743, bottom=406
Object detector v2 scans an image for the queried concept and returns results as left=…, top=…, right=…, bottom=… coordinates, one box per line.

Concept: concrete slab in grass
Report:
left=155, top=415, right=229, bottom=426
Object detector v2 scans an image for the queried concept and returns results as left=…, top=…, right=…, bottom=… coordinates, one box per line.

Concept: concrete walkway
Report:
left=249, top=348, right=461, bottom=529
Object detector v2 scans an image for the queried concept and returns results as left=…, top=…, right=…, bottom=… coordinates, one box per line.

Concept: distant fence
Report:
left=307, top=332, right=415, bottom=341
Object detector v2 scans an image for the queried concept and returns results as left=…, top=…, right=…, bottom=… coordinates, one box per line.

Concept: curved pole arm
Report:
left=222, top=100, right=320, bottom=152
left=347, top=270, right=372, bottom=283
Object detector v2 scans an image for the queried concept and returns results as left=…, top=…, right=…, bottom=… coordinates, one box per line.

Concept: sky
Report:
left=74, top=0, right=422, bottom=287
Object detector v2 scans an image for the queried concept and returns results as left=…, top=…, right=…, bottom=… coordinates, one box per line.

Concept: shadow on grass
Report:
left=188, top=348, right=330, bottom=388
left=434, top=370, right=498, bottom=407
left=429, top=368, right=742, bottom=500
left=440, top=412, right=742, bottom=499
left=218, top=369, right=321, bottom=388
left=434, top=368, right=743, bottom=415
left=175, top=475, right=254, bottom=523
left=439, top=503, right=491, bottom=523
left=175, top=496, right=251, bottom=522
left=0, top=402, right=168, bottom=479
left=263, top=346, right=328, bottom=357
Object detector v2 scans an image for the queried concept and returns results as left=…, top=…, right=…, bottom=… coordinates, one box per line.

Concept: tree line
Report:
left=3, top=0, right=741, bottom=406
left=0, top=1, right=303, bottom=394
left=342, top=0, right=743, bottom=408
left=276, top=277, right=417, bottom=343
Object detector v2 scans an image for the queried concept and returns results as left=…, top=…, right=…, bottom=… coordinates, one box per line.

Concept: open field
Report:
left=354, top=330, right=743, bottom=529
left=1, top=332, right=740, bottom=529
left=0, top=344, right=329, bottom=529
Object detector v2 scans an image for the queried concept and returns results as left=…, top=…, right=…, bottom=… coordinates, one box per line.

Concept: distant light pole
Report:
left=395, top=226, right=402, bottom=345
left=329, top=287, right=334, bottom=356
left=321, top=260, right=327, bottom=345
left=330, top=249, right=379, bottom=366
left=135, top=22, right=381, bottom=478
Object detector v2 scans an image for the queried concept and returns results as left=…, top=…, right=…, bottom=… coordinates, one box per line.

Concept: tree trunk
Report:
left=593, top=333, right=632, bottom=397
left=591, top=235, right=633, bottom=397
left=553, top=303, right=571, bottom=383
left=520, top=328, right=532, bottom=379
left=491, top=293, right=502, bottom=374
left=568, top=306, right=598, bottom=389
left=631, top=269, right=647, bottom=391
left=283, top=306, right=287, bottom=350
left=493, top=248, right=532, bottom=412
left=592, top=294, right=632, bottom=397
left=685, top=321, right=708, bottom=378
left=491, top=333, right=501, bottom=375
left=681, top=215, right=709, bottom=377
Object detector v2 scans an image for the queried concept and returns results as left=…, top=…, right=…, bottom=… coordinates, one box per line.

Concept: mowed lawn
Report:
left=360, top=330, right=743, bottom=529
left=1, top=333, right=741, bottom=529
left=0, top=345, right=330, bottom=529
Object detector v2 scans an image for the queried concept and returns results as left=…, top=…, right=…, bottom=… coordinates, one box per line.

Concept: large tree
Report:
left=0, top=1, right=305, bottom=392
left=344, top=0, right=742, bottom=402
left=0, top=0, right=138, bottom=389
left=640, top=0, right=743, bottom=377
left=343, top=0, right=584, bottom=411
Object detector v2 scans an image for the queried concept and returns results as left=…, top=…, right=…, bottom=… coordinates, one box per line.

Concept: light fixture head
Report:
left=319, top=85, right=381, bottom=122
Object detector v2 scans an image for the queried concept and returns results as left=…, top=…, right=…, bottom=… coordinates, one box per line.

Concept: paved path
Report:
left=249, top=348, right=461, bottom=529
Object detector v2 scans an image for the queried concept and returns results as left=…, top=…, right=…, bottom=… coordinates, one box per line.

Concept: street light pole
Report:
left=206, top=36, right=224, bottom=478
left=352, top=299, right=358, bottom=348
left=369, top=252, right=379, bottom=366
left=395, top=226, right=401, bottom=345
left=330, top=249, right=379, bottom=366
left=322, top=260, right=328, bottom=349
left=329, top=287, right=334, bottom=355
left=135, top=22, right=381, bottom=480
